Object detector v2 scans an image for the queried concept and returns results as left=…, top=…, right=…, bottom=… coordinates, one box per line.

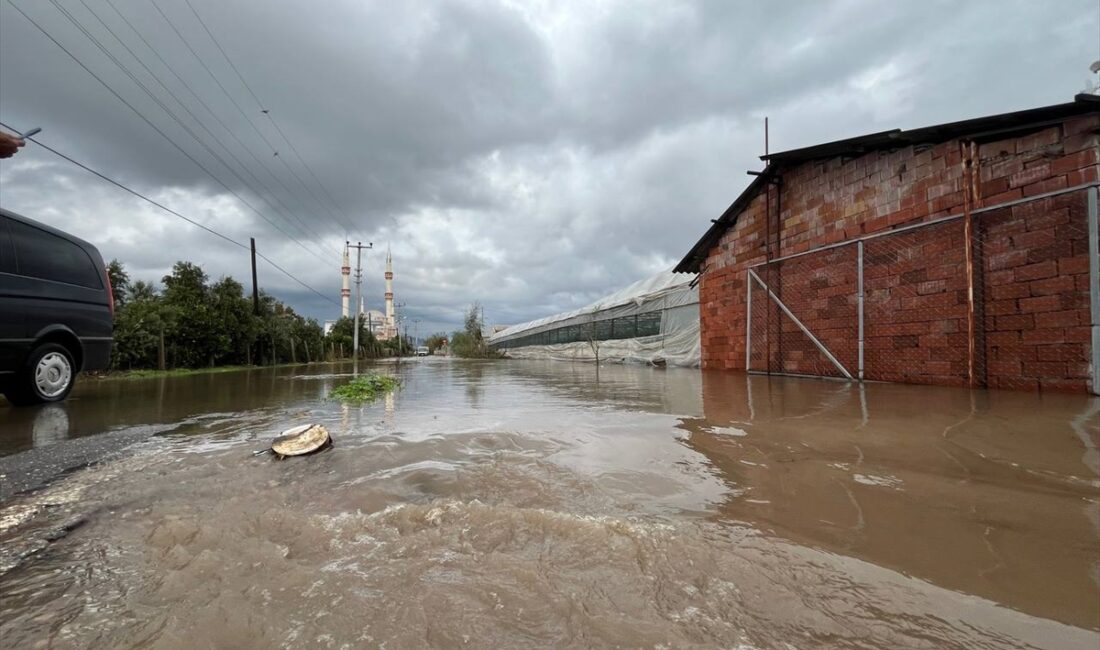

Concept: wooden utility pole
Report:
left=250, top=238, right=260, bottom=315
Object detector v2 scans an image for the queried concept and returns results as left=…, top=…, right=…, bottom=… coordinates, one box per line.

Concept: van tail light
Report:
left=105, top=266, right=115, bottom=318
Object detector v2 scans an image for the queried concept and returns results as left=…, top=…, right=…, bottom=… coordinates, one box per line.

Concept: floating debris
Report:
left=255, top=424, right=333, bottom=460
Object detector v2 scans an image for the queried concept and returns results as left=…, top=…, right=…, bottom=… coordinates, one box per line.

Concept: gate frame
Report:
left=747, top=268, right=854, bottom=380
left=744, top=181, right=1100, bottom=392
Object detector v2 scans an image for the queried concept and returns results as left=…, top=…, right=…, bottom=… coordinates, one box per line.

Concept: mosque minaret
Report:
left=384, top=248, right=396, bottom=339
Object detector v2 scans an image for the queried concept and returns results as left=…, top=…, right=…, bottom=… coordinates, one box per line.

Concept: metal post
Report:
left=353, top=242, right=362, bottom=367
left=857, top=240, right=864, bottom=380
left=745, top=270, right=752, bottom=371
left=1088, top=186, right=1099, bottom=396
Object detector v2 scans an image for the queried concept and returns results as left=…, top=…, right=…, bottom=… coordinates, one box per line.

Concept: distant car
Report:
left=416, top=346, right=429, bottom=356
left=0, top=208, right=114, bottom=405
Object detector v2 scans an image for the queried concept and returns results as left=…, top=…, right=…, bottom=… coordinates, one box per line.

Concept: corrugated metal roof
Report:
left=673, top=95, right=1100, bottom=274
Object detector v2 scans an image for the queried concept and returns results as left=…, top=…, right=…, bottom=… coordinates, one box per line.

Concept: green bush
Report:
left=450, top=303, right=502, bottom=359
left=329, top=374, right=400, bottom=403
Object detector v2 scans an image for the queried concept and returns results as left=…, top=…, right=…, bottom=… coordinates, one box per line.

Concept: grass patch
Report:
left=93, top=362, right=329, bottom=381
left=330, top=374, right=400, bottom=403
left=108, top=366, right=251, bottom=379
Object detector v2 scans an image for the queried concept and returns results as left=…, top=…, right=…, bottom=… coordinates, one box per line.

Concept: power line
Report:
left=71, top=0, right=331, bottom=263
left=10, top=0, right=332, bottom=266
left=0, top=120, right=341, bottom=309
left=50, top=0, right=330, bottom=264
left=99, top=0, right=334, bottom=252
left=182, top=0, right=357, bottom=233
left=150, top=0, right=352, bottom=238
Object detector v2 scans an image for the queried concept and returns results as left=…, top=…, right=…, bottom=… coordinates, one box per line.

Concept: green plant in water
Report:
left=330, top=374, right=400, bottom=403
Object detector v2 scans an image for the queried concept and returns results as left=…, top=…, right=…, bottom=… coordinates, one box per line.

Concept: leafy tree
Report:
left=451, top=303, right=500, bottom=358
left=465, top=302, right=484, bottom=343
left=210, top=276, right=255, bottom=365
left=161, top=262, right=218, bottom=367
left=110, top=276, right=172, bottom=369
left=425, top=333, right=448, bottom=353
left=106, top=259, right=129, bottom=310
left=104, top=259, right=366, bottom=370
left=324, top=315, right=389, bottom=359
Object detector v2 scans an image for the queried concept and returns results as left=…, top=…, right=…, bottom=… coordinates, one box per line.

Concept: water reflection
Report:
left=1, top=358, right=1097, bottom=638
left=0, top=362, right=367, bottom=456
left=30, top=405, right=70, bottom=448
left=679, top=371, right=1100, bottom=629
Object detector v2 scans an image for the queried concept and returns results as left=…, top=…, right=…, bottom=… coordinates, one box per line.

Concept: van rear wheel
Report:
left=5, top=343, right=76, bottom=406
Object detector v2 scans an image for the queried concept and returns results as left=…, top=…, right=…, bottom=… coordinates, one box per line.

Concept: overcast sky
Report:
left=1, top=0, right=1096, bottom=336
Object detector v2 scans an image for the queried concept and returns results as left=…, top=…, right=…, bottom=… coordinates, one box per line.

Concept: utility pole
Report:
left=394, top=302, right=406, bottom=355
left=412, top=318, right=421, bottom=348
left=250, top=238, right=260, bottom=315
left=348, top=241, right=373, bottom=370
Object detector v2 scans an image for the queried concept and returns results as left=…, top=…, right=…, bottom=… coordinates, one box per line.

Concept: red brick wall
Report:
left=698, top=113, right=1099, bottom=392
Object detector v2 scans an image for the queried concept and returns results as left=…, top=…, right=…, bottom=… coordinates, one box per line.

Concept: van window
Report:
left=8, top=220, right=102, bottom=289
left=0, top=218, right=15, bottom=274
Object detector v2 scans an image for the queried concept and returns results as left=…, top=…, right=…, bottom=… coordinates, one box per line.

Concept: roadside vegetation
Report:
left=107, top=260, right=410, bottom=373
left=425, top=333, right=448, bottom=354
left=329, top=374, right=400, bottom=403
left=449, top=303, right=502, bottom=359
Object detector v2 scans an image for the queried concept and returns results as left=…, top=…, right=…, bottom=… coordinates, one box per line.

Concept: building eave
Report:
left=673, top=169, right=772, bottom=274
left=674, top=95, right=1100, bottom=276
left=761, top=95, right=1099, bottom=166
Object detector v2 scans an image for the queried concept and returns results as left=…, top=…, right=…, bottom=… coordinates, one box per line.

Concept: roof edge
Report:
left=762, top=96, right=1098, bottom=165
left=673, top=170, right=771, bottom=273
left=675, top=95, right=1100, bottom=275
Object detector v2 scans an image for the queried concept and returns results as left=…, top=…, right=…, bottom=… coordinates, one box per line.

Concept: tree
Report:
left=325, top=316, right=385, bottom=359
left=106, top=259, right=129, bottom=311
left=451, top=303, right=500, bottom=358
left=210, top=276, right=255, bottom=365
left=104, top=258, right=335, bottom=370
left=425, top=333, right=448, bottom=353
left=465, top=302, right=484, bottom=343
left=161, top=262, right=218, bottom=367
left=582, top=313, right=600, bottom=364
left=111, top=279, right=173, bottom=369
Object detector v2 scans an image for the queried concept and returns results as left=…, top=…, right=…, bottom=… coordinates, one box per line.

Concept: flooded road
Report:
left=0, top=359, right=1097, bottom=649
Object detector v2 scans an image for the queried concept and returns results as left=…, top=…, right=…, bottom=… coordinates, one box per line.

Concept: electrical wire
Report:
left=48, top=0, right=330, bottom=263
left=72, top=0, right=330, bottom=262
left=149, top=0, right=353, bottom=238
left=10, top=0, right=332, bottom=266
left=100, top=0, right=335, bottom=250
left=182, top=0, right=357, bottom=233
left=0, top=120, right=341, bottom=308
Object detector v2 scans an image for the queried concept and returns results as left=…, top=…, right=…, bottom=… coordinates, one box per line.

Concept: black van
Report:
left=0, top=208, right=114, bottom=405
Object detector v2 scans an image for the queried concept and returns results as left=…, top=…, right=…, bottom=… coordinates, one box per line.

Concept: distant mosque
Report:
left=323, top=244, right=398, bottom=340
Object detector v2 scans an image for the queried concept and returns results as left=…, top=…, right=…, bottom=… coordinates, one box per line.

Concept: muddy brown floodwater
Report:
left=0, top=359, right=1097, bottom=649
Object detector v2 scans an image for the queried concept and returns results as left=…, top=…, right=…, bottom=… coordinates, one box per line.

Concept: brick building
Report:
left=675, top=95, right=1099, bottom=393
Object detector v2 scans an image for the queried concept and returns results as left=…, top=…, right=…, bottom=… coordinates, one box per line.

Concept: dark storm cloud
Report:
left=1, top=0, right=1096, bottom=334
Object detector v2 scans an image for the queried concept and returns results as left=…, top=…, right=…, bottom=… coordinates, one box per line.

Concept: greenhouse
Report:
left=488, top=270, right=700, bottom=367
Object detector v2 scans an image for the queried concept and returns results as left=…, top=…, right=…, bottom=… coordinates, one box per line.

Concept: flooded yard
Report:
left=0, top=359, right=1097, bottom=649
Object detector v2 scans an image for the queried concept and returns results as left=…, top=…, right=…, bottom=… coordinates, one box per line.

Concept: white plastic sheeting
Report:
left=489, top=270, right=700, bottom=367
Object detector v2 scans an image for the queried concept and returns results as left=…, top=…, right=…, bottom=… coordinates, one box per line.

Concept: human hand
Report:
left=0, top=131, right=26, bottom=159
